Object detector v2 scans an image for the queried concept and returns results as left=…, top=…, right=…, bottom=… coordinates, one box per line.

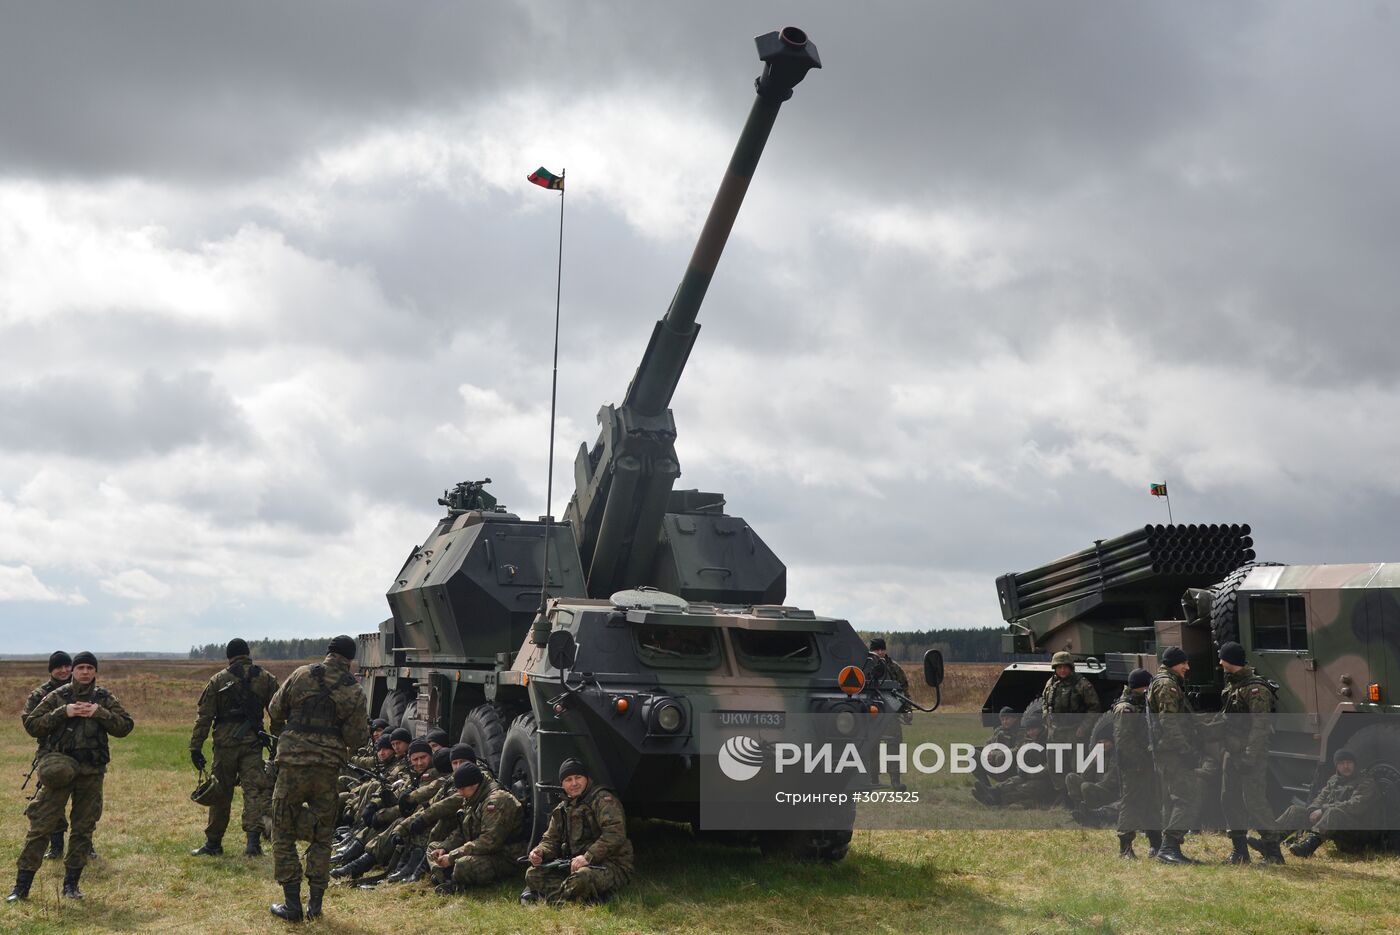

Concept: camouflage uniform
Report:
left=18, top=679, right=134, bottom=873
left=1111, top=689, right=1158, bottom=836
left=189, top=655, right=280, bottom=843
left=1147, top=669, right=1201, bottom=852
left=21, top=675, right=71, bottom=845
left=526, top=784, right=634, bottom=903
left=1041, top=669, right=1101, bottom=793
left=1277, top=770, right=1382, bottom=850
left=362, top=767, right=443, bottom=863
left=972, top=722, right=1021, bottom=785
left=879, top=655, right=909, bottom=693
left=992, top=737, right=1055, bottom=808
left=1210, top=665, right=1278, bottom=845
left=437, top=778, right=525, bottom=887
left=267, top=653, right=368, bottom=890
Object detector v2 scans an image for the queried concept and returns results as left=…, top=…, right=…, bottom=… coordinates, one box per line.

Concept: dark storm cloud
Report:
left=0, top=370, right=246, bottom=458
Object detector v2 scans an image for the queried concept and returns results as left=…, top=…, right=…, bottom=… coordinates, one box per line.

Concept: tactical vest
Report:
left=287, top=664, right=354, bottom=736
left=1045, top=674, right=1091, bottom=713
left=45, top=686, right=113, bottom=768
left=214, top=663, right=265, bottom=734
left=1225, top=675, right=1280, bottom=714
left=562, top=787, right=609, bottom=857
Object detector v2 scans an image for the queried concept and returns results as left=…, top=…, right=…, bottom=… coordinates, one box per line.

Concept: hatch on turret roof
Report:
left=610, top=588, right=689, bottom=613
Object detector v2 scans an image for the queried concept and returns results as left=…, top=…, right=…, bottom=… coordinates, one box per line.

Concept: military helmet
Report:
left=190, top=771, right=224, bottom=807
left=1050, top=651, right=1074, bottom=667
left=36, top=753, right=78, bottom=789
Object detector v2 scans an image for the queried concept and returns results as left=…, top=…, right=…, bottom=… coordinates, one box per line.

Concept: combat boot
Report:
left=385, top=847, right=425, bottom=883
left=332, top=839, right=364, bottom=865
left=1259, top=841, right=1286, bottom=865
left=270, top=883, right=303, bottom=922
left=330, top=852, right=377, bottom=880
left=1145, top=831, right=1162, bottom=860
left=61, top=867, right=83, bottom=899
left=6, top=870, right=34, bottom=903
left=191, top=837, right=224, bottom=857
left=1153, top=844, right=1194, bottom=865
left=305, top=886, right=324, bottom=921
left=244, top=831, right=263, bottom=857
left=1289, top=833, right=1324, bottom=858
left=1117, top=833, right=1137, bottom=859
left=44, top=832, right=65, bottom=860
left=519, top=887, right=544, bottom=905
left=971, top=783, right=1001, bottom=806
left=1222, top=834, right=1251, bottom=864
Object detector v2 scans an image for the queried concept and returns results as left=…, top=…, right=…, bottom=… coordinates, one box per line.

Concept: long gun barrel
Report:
left=565, top=28, right=820, bottom=599
left=624, top=27, right=821, bottom=416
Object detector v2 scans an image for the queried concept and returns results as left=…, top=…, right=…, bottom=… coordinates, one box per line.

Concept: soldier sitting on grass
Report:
left=1270, top=748, right=1383, bottom=858
left=522, top=758, right=634, bottom=905
left=427, top=762, right=526, bottom=894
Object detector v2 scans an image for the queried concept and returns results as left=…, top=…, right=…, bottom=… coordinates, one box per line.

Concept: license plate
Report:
left=714, top=710, right=786, bottom=728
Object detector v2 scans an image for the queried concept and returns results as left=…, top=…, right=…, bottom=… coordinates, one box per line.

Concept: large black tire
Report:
left=459, top=704, right=509, bottom=775
left=1210, top=562, right=1284, bottom=645
left=756, top=827, right=853, bottom=862
left=498, top=714, right=551, bottom=847
left=379, top=687, right=412, bottom=726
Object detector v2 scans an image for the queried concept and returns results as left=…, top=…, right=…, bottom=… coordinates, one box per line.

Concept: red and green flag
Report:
left=528, top=167, right=564, bottom=191
left=1149, top=483, right=1168, bottom=497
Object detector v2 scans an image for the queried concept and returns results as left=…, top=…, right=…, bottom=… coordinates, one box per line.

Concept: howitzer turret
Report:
left=563, top=27, right=820, bottom=604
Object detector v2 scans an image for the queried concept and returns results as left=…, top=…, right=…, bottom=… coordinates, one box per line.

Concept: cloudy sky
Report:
left=2, top=3, right=1397, bottom=653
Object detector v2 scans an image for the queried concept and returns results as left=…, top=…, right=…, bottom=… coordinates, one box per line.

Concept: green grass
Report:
left=2, top=669, right=1399, bottom=933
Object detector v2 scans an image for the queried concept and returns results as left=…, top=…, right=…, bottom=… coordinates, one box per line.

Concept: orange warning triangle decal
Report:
left=838, top=665, right=865, bottom=694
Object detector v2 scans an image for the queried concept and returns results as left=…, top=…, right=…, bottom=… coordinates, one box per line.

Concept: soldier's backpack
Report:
left=1240, top=675, right=1281, bottom=713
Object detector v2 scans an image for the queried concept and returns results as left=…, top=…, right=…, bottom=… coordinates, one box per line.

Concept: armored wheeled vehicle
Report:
left=355, top=27, right=942, bottom=861
left=985, top=523, right=1400, bottom=809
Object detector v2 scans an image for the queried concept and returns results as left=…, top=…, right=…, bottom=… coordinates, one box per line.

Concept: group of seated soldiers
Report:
left=325, top=718, right=632, bottom=904
left=969, top=697, right=1388, bottom=861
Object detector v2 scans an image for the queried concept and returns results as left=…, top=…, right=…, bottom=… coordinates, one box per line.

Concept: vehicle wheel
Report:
left=380, top=687, right=412, bottom=726
left=459, top=703, right=509, bottom=775
left=756, top=827, right=853, bottom=862
left=1340, top=723, right=1400, bottom=775
left=1210, top=562, right=1284, bottom=644
left=499, top=714, right=551, bottom=846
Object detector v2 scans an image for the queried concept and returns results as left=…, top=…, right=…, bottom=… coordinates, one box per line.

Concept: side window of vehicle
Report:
left=1249, top=595, right=1307, bottom=651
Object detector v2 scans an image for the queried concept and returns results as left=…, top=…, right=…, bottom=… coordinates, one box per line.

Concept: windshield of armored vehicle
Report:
left=635, top=623, right=723, bottom=669
left=730, top=629, right=819, bottom=673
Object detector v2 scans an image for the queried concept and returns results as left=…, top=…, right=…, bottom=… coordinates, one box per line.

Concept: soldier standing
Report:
left=20, top=651, right=73, bottom=861
left=1211, top=641, right=1282, bottom=864
left=1040, top=651, right=1102, bottom=796
left=8, top=652, right=134, bottom=902
left=869, top=638, right=910, bottom=791
left=523, top=758, right=634, bottom=905
left=1111, top=668, right=1160, bottom=859
left=189, top=638, right=281, bottom=857
left=1147, top=646, right=1202, bottom=864
left=266, top=635, right=368, bottom=923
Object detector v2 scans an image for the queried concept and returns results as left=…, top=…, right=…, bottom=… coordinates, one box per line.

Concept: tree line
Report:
left=188, top=638, right=334, bottom=661
left=856, top=627, right=1006, bottom=663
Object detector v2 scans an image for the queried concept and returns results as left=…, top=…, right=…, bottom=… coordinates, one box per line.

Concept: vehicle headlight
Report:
left=834, top=710, right=856, bottom=736
left=655, top=701, right=683, bottom=733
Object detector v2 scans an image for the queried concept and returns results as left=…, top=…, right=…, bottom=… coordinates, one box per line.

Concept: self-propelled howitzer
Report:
left=562, top=27, right=820, bottom=605
left=355, top=30, right=947, bottom=863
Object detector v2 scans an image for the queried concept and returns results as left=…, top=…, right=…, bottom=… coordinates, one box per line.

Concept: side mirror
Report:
left=923, top=648, right=944, bottom=688
left=546, top=630, right=577, bottom=672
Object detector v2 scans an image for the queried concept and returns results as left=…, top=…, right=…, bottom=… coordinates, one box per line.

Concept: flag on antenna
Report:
left=528, top=167, right=564, bottom=190
left=1150, top=483, right=1168, bottom=497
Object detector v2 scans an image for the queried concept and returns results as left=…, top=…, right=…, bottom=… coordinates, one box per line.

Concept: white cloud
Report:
left=0, top=564, right=87, bottom=606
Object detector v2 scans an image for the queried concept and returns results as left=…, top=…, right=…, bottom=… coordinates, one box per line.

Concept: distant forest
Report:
left=189, top=638, right=334, bottom=661
left=857, top=627, right=1006, bottom=663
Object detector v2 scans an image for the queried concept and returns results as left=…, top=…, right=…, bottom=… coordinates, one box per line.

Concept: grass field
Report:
left=1, top=659, right=1397, bottom=934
